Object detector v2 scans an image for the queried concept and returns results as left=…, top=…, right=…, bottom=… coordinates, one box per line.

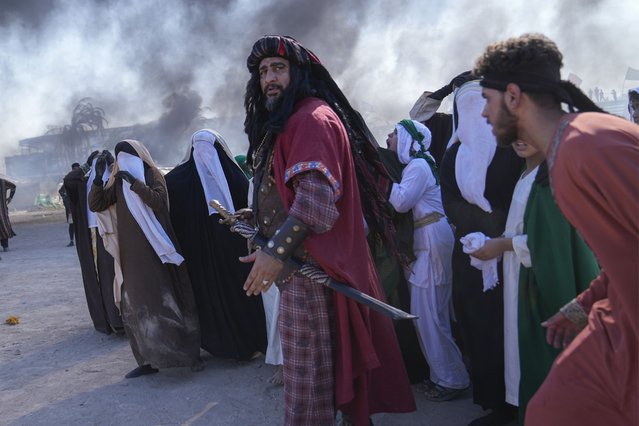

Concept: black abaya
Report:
left=63, top=168, right=123, bottom=334
left=166, top=144, right=267, bottom=360
left=440, top=142, right=524, bottom=410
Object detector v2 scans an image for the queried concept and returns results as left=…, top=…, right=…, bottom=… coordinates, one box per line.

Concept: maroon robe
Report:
left=272, top=97, right=415, bottom=424
left=526, top=113, right=639, bottom=425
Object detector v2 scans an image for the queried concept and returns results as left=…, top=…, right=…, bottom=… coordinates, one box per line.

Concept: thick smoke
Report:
left=1, top=0, right=637, bottom=175
left=150, top=88, right=203, bottom=164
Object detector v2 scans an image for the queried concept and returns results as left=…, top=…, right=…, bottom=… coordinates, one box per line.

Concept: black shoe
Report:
left=67, top=241, right=74, bottom=247
left=125, top=364, right=158, bottom=379
left=424, top=383, right=467, bottom=402
left=468, top=406, right=518, bottom=426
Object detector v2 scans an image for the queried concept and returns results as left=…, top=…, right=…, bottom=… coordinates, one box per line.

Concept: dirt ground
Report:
left=0, top=211, right=485, bottom=425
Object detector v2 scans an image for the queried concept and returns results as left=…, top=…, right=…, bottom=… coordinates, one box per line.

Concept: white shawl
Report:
left=181, top=129, right=239, bottom=215
left=449, top=81, right=496, bottom=213
left=117, top=152, right=184, bottom=265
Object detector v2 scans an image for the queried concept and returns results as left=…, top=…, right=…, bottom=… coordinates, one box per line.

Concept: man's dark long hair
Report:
left=244, top=35, right=403, bottom=263
left=244, top=61, right=314, bottom=163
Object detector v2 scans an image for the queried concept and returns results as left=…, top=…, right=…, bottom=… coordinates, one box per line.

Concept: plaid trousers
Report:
left=279, top=272, right=335, bottom=426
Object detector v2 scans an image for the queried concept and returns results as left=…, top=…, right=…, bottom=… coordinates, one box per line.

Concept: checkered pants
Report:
left=279, top=273, right=335, bottom=425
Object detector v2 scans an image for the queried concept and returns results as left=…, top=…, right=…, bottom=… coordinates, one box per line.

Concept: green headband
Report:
left=398, top=119, right=424, bottom=143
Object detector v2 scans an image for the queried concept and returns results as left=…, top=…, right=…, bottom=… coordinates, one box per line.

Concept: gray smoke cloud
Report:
left=1, top=0, right=637, bottom=173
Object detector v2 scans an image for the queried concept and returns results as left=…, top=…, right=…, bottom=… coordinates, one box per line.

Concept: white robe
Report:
left=503, top=165, right=537, bottom=406
left=389, top=158, right=469, bottom=389
left=249, top=179, right=283, bottom=366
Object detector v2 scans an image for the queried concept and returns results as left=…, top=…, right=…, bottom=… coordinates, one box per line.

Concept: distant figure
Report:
left=59, top=162, right=79, bottom=247
left=611, top=89, right=617, bottom=102
left=0, top=177, right=16, bottom=253
left=165, top=129, right=267, bottom=361
left=629, top=87, right=639, bottom=124
left=88, top=140, right=201, bottom=379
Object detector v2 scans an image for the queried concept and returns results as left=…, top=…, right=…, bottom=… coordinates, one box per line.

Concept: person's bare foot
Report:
left=268, top=365, right=284, bottom=386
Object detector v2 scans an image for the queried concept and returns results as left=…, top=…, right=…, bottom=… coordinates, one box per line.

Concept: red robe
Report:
left=526, top=113, right=639, bottom=425
left=272, top=97, right=416, bottom=424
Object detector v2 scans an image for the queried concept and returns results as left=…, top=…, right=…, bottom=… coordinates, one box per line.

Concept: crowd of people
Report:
left=53, top=33, right=637, bottom=426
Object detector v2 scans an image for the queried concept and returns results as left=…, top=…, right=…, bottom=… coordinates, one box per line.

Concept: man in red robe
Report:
left=473, top=33, right=639, bottom=425
left=240, top=35, right=415, bottom=425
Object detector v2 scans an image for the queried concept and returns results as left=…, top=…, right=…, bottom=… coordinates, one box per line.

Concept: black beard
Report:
left=495, top=127, right=519, bottom=148
left=265, top=93, right=282, bottom=112
left=494, top=101, right=519, bottom=147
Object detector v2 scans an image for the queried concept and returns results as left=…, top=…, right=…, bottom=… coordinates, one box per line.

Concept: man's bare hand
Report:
left=542, top=311, right=582, bottom=349
left=471, top=237, right=508, bottom=261
left=239, top=250, right=284, bottom=296
left=220, top=208, right=254, bottom=225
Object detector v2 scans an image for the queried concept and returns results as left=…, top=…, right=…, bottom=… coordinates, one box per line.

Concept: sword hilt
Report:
left=209, top=199, right=258, bottom=240
left=209, top=199, right=235, bottom=223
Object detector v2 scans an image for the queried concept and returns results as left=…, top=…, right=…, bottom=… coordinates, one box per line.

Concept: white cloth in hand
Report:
left=460, top=232, right=500, bottom=292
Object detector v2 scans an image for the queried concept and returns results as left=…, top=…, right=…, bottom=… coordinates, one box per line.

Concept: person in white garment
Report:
left=386, top=119, right=470, bottom=401
left=246, top=178, right=284, bottom=385
left=470, top=139, right=543, bottom=409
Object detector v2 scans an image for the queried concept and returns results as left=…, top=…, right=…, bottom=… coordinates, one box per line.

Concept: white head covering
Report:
left=181, top=129, right=240, bottom=215
left=395, top=120, right=434, bottom=165
left=107, top=141, right=184, bottom=266
left=448, top=81, right=496, bottom=213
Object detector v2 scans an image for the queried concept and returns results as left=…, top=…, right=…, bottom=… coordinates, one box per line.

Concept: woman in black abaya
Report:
left=166, top=129, right=266, bottom=360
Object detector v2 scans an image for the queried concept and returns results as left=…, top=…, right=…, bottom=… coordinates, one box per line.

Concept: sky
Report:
left=1, top=0, right=637, bottom=171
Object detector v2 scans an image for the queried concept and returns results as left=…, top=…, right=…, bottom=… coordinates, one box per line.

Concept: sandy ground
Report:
left=0, top=211, right=485, bottom=425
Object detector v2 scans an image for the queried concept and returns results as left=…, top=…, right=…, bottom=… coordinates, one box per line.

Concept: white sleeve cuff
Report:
left=511, top=234, right=531, bottom=267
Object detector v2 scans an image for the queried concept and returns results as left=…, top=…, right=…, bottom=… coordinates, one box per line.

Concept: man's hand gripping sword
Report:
left=210, top=199, right=417, bottom=321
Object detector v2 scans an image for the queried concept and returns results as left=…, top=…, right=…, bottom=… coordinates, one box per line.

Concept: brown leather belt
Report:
left=414, top=212, right=444, bottom=229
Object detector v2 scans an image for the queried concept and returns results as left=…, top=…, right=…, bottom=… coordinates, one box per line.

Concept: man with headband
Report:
left=241, top=35, right=415, bottom=425
left=474, top=33, right=638, bottom=425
